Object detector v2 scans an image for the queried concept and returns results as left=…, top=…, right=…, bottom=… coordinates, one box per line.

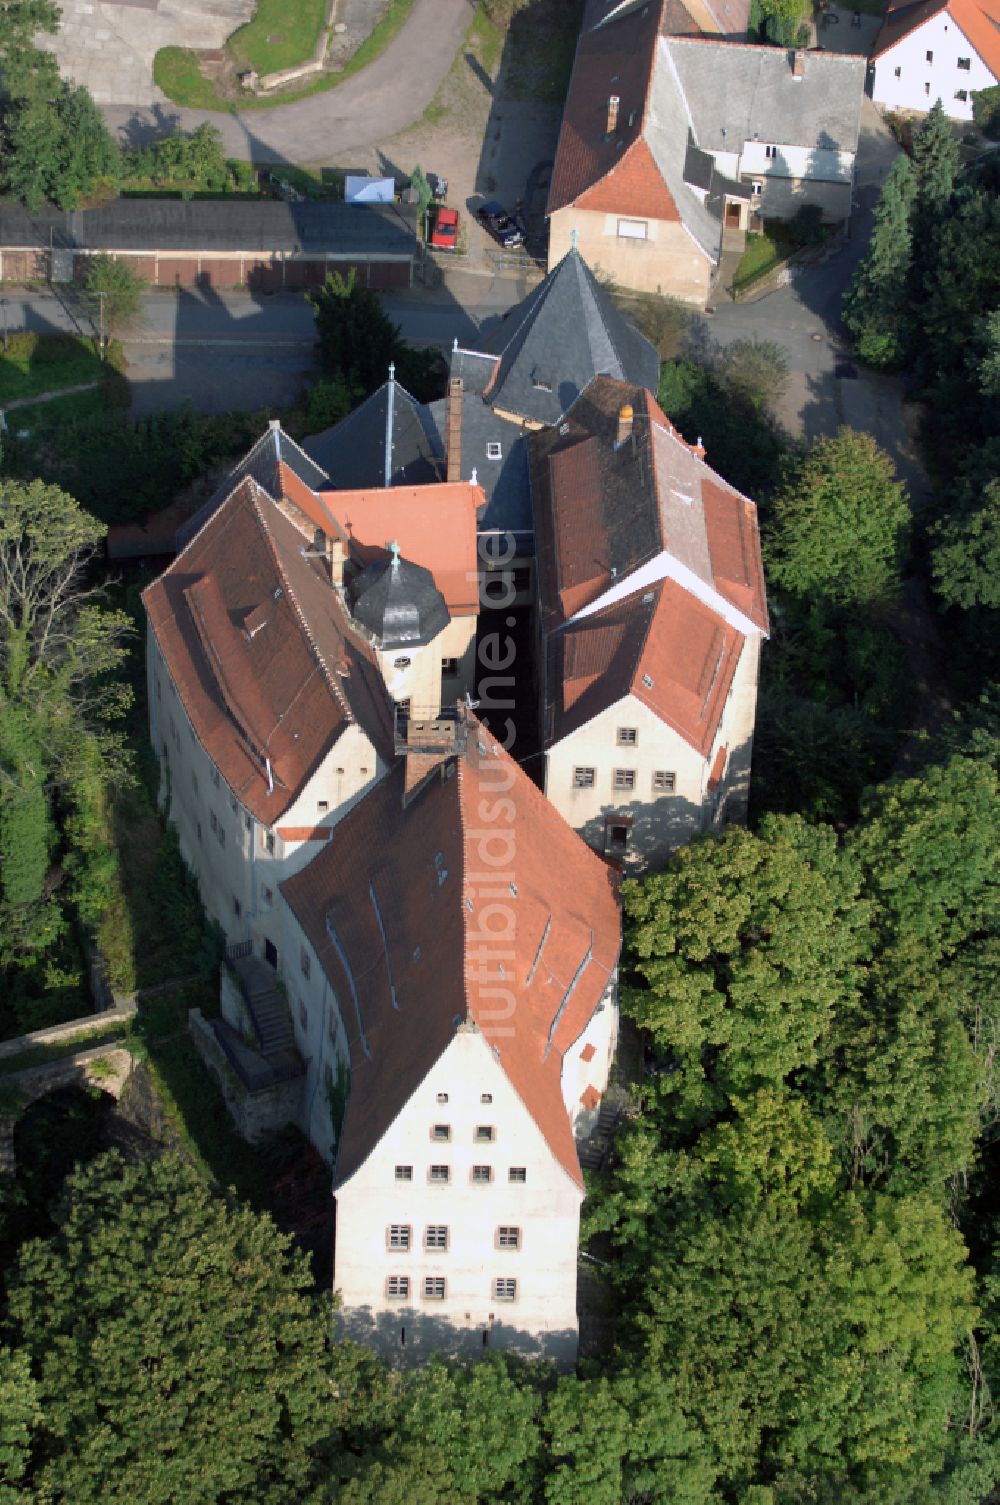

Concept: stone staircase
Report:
left=233, top=956, right=295, bottom=1056
left=577, top=1019, right=643, bottom=1173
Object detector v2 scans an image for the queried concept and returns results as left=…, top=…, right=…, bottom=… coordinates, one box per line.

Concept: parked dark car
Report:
left=477, top=200, right=524, bottom=248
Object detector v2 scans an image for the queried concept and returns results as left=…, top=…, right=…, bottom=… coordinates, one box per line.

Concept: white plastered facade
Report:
left=870, top=9, right=996, bottom=120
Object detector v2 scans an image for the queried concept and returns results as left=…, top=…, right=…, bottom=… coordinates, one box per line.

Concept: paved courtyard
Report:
left=39, top=0, right=253, bottom=110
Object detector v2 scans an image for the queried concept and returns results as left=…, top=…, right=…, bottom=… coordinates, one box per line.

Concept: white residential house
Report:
left=869, top=0, right=1000, bottom=121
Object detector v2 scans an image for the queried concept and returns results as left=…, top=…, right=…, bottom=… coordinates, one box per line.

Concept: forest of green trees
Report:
left=0, top=67, right=998, bottom=1505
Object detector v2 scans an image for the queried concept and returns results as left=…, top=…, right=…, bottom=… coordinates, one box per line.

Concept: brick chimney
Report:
left=791, top=50, right=805, bottom=79
left=446, top=376, right=463, bottom=482
left=607, top=94, right=620, bottom=134
left=615, top=403, right=634, bottom=448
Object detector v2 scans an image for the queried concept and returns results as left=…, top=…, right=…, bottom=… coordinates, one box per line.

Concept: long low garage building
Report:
left=0, top=198, right=418, bottom=290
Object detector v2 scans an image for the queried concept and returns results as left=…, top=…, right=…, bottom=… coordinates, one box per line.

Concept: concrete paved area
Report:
left=40, top=0, right=253, bottom=111
left=95, top=0, right=474, bottom=162
left=692, top=98, right=929, bottom=502
left=815, top=3, right=883, bottom=57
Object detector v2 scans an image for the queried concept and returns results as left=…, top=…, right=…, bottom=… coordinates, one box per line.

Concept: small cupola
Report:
left=346, top=540, right=449, bottom=649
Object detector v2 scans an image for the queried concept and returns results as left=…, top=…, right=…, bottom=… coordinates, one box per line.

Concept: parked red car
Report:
left=429, top=206, right=459, bottom=251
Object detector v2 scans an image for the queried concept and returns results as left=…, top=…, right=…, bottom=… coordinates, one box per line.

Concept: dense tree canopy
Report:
left=765, top=428, right=910, bottom=609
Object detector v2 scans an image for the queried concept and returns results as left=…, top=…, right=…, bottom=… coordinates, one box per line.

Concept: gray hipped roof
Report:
left=477, top=248, right=661, bottom=427
left=303, top=378, right=444, bottom=489
left=347, top=551, right=450, bottom=649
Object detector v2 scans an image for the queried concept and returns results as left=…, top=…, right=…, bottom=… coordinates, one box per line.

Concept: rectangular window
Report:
left=894, top=65, right=902, bottom=77
left=509, top=1167, right=527, bottom=1183
left=428, top=1165, right=450, bottom=1184
left=316, top=800, right=329, bottom=814
left=298, top=998, right=308, bottom=1031
left=486, top=441, right=502, bottom=460
left=472, top=1165, right=492, bottom=1183
left=956, top=88, right=968, bottom=100
left=925, top=81, right=931, bottom=94
left=617, top=217, right=648, bottom=239
left=395, top=1165, right=413, bottom=1181
left=926, top=48, right=933, bottom=61
left=493, top=1277, right=517, bottom=1302
left=386, top=1276, right=409, bottom=1299
left=573, top=767, right=596, bottom=789
left=425, top=1225, right=449, bottom=1250
left=607, top=823, right=629, bottom=853
left=475, top=1125, right=495, bottom=1143
left=751, top=179, right=763, bottom=195
left=616, top=727, right=638, bottom=746
left=441, top=657, right=459, bottom=677
left=613, top=769, right=636, bottom=791
left=653, top=770, right=676, bottom=793
left=387, top=1225, right=411, bottom=1250
left=431, top=1124, right=451, bottom=1142
left=481, top=1093, right=493, bottom=1104
left=958, top=56, right=971, bottom=69
left=233, top=895, right=241, bottom=917
left=423, top=1277, right=446, bottom=1300
left=300, top=947, right=311, bottom=979
left=436, top=1092, right=449, bottom=1103
left=262, top=829, right=275, bottom=856
left=765, top=144, right=777, bottom=160
left=497, top=1225, right=521, bottom=1250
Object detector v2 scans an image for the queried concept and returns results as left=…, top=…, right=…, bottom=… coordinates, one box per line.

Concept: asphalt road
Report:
left=100, top=0, right=475, bottom=162
left=0, top=266, right=529, bottom=416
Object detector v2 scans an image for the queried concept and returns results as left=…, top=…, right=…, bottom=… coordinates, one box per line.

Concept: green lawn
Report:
left=731, top=224, right=803, bottom=292
left=153, top=0, right=417, bottom=111
left=0, top=333, right=105, bottom=405
left=228, top=0, right=327, bottom=75
left=152, top=48, right=224, bottom=110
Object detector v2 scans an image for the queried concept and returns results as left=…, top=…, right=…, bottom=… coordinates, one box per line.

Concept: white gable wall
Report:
left=334, top=1028, right=583, bottom=1369
left=871, top=9, right=996, bottom=119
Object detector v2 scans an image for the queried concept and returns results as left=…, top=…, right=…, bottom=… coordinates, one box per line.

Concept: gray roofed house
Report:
left=303, top=377, right=445, bottom=490
left=665, top=40, right=865, bottom=165
left=473, top=247, right=661, bottom=428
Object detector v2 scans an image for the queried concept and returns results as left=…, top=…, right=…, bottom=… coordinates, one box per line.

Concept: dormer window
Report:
left=486, top=441, right=502, bottom=460
left=764, top=144, right=777, bottom=160
left=531, top=372, right=552, bottom=392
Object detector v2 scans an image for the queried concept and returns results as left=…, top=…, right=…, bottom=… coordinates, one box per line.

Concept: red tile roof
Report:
left=871, top=0, right=1000, bottom=72
left=280, top=716, right=621, bottom=1192
left=548, top=0, right=667, bottom=215
left=549, top=578, right=744, bottom=756
left=531, top=376, right=768, bottom=637
left=318, top=482, right=482, bottom=616
left=143, top=478, right=394, bottom=824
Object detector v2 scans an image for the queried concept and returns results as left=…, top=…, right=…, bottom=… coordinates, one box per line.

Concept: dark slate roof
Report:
left=347, top=552, right=450, bottom=649
left=425, top=395, right=533, bottom=536
left=682, top=134, right=715, bottom=192
left=176, top=424, right=334, bottom=551
left=476, top=248, right=661, bottom=427
left=303, top=379, right=444, bottom=490
left=449, top=347, right=498, bottom=398
left=0, top=198, right=418, bottom=255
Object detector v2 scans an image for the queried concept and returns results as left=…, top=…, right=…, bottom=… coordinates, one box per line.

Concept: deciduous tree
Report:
left=5, top=1152, right=336, bottom=1502
left=766, top=428, right=910, bottom=609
